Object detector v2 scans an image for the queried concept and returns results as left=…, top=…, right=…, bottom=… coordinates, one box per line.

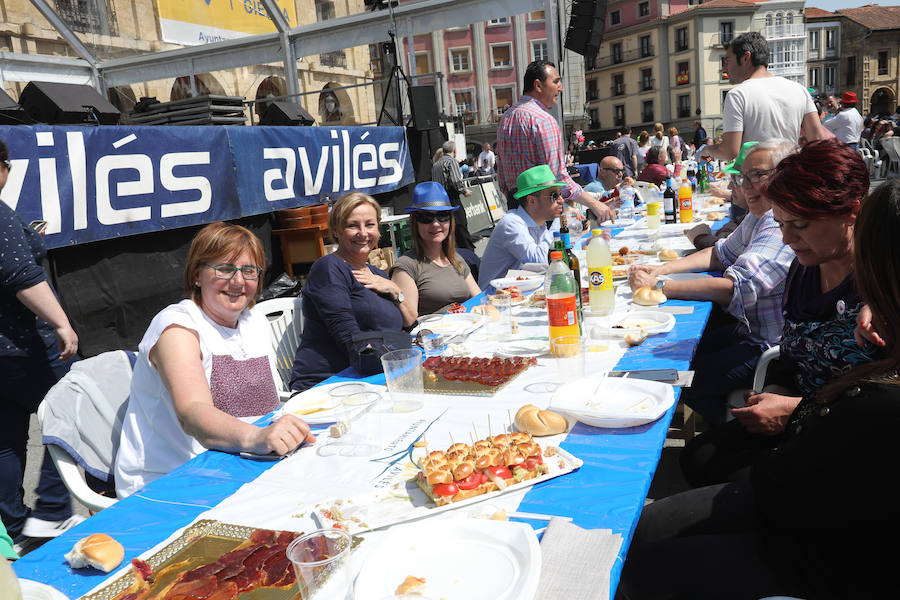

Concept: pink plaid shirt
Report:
left=496, top=96, right=583, bottom=200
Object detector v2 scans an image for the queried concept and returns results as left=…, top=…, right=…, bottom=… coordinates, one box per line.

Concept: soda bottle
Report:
left=546, top=251, right=581, bottom=342
left=619, top=185, right=635, bottom=224
left=586, top=229, right=615, bottom=316
left=561, top=224, right=584, bottom=324
left=663, top=177, right=676, bottom=224
left=698, top=163, right=709, bottom=193
left=646, top=188, right=661, bottom=230
left=678, top=177, right=694, bottom=224
left=548, top=231, right=562, bottom=263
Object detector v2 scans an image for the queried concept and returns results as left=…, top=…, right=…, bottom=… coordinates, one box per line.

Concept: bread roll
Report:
left=471, top=304, right=500, bottom=320
left=65, top=533, right=124, bottom=573
left=706, top=211, right=725, bottom=221
left=633, top=286, right=667, bottom=306
left=396, top=575, right=426, bottom=595
left=658, top=249, right=678, bottom=261
left=515, top=404, right=568, bottom=436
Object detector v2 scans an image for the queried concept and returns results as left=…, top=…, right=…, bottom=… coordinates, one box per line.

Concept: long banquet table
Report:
left=13, top=209, right=727, bottom=599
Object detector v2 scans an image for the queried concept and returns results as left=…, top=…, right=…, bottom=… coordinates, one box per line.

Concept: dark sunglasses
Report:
left=414, top=211, right=452, bottom=224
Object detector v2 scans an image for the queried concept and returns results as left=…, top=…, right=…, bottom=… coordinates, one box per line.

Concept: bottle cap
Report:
left=550, top=250, right=563, bottom=260
left=591, top=228, right=603, bottom=236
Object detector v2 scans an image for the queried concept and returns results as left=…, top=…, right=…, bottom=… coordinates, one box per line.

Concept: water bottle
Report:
left=619, top=185, right=635, bottom=224
left=566, top=208, right=583, bottom=240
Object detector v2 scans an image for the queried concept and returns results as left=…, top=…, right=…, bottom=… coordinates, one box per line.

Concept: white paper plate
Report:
left=412, top=313, right=486, bottom=338
left=353, top=519, right=541, bottom=600
left=489, top=276, right=544, bottom=292
left=18, top=580, right=69, bottom=600
left=610, top=310, right=675, bottom=335
left=281, top=381, right=385, bottom=425
left=661, top=272, right=712, bottom=281
left=550, top=377, right=675, bottom=428
left=494, top=339, right=550, bottom=358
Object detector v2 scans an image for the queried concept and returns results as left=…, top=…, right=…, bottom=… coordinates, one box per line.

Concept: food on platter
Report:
left=494, top=285, right=522, bottom=298
left=516, top=275, right=532, bottom=281
left=612, top=266, right=628, bottom=279
left=658, top=249, right=679, bottom=261
left=471, top=304, right=500, bottom=320
left=611, top=254, right=625, bottom=266
left=445, top=303, right=467, bottom=314
left=65, top=533, right=124, bottom=573
left=415, top=433, right=552, bottom=506
left=514, top=404, right=568, bottom=436
left=706, top=211, right=725, bottom=221
left=615, top=318, right=658, bottom=329
left=707, top=197, right=725, bottom=206
left=624, top=330, right=648, bottom=346
left=109, top=528, right=300, bottom=600
left=396, top=575, right=427, bottom=595
left=423, top=356, right=536, bottom=388
left=633, top=286, right=667, bottom=306
left=618, top=246, right=629, bottom=256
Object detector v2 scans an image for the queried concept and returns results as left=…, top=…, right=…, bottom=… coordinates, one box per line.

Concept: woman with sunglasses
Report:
left=115, top=222, right=316, bottom=497
left=390, top=182, right=481, bottom=319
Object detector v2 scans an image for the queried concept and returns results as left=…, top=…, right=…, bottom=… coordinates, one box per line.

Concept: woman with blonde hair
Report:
left=648, top=122, right=670, bottom=158
left=668, top=126, right=683, bottom=163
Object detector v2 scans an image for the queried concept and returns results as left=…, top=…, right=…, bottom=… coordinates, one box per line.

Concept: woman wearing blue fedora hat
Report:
left=390, top=182, right=481, bottom=318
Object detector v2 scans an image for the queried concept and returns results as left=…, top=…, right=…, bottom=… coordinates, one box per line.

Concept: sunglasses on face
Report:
left=414, top=211, right=452, bottom=224
left=603, top=168, right=625, bottom=175
left=205, top=263, right=262, bottom=280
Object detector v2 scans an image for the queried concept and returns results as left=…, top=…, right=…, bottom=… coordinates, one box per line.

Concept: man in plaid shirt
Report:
left=496, top=60, right=616, bottom=223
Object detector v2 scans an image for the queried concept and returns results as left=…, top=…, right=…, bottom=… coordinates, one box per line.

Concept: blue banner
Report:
left=0, top=125, right=413, bottom=248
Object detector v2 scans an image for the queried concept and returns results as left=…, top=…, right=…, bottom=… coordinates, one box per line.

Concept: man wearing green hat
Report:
left=478, top=165, right=565, bottom=289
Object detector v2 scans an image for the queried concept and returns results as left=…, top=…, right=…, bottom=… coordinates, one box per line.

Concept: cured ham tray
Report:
left=422, top=356, right=536, bottom=397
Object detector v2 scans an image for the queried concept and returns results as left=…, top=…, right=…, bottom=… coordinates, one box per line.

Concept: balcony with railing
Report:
left=764, top=24, right=805, bottom=40
left=611, top=83, right=626, bottom=97
left=678, top=106, right=691, bottom=118
left=593, top=45, right=655, bottom=69
left=614, top=115, right=625, bottom=127
left=642, top=111, right=654, bottom=123
left=768, top=59, right=806, bottom=78
left=320, top=51, right=347, bottom=68
left=640, top=78, right=654, bottom=92
left=709, top=32, right=734, bottom=48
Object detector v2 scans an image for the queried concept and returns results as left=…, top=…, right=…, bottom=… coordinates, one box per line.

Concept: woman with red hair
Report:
left=681, top=138, right=882, bottom=486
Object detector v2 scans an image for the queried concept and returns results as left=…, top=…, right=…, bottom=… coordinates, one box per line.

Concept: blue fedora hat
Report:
left=406, top=181, right=459, bottom=212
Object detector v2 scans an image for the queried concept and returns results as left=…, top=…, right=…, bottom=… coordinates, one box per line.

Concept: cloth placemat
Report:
left=535, top=517, right=622, bottom=600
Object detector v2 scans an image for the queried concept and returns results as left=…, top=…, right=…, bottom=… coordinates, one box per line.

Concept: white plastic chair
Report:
left=726, top=346, right=781, bottom=416
left=633, top=181, right=659, bottom=205
left=880, top=137, right=900, bottom=178
left=37, top=350, right=135, bottom=513
left=252, top=296, right=304, bottom=399
left=858, top=147, right=876, bottom=178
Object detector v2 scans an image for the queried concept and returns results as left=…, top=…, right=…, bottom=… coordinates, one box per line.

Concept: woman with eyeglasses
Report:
left=290, top=192, right=416, bottom=392
left=0, top=140, right=82, bottom=547
left=114, top=222, right=316, bottom=497
left=390, top=182, right=481, bottom=319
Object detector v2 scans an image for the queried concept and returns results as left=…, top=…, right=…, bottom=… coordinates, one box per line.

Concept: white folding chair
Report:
left=37, top=350, right=135, bottom=513
left=252, top=296, right=304, bottom=399
left=880, top=137, right=900, bottom=178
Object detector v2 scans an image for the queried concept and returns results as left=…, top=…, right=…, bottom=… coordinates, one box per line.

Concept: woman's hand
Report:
left=854, top=304, right=886, bottom=348
left=628, top=264, right=663, bottom=291
left=250, top=414, right=316, bottom=456
left=731, top=392, right=801, bottom=435
left=55, top=325, right=79, bottom=361
left=352, top=267, right=401, bottom=300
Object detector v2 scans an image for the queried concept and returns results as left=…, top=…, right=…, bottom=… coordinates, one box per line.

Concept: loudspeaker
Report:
left=409, top=86, right=439, bottom=131
left=406, top=126, right=447, bottom=182
left=0, top=88, right=34, bottom=125
left=19, top=81, right=120, bottom=125
left=260, top=101, right=315, bottom=126
left=564, top=0, right=608, bottom=62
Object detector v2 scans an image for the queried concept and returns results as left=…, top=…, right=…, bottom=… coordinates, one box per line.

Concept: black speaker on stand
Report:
left=259, top=101, right=316, bottom=126
left=19, top=81, right=120, bottom=125
left=0, top=88, right=34, bottom=125
left=564, top=0, right=608, bottom=64
left=408, top=86, right=439, bottom=131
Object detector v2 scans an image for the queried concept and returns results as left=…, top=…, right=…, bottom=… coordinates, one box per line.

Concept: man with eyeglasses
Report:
left=629, top=140, right=796, bottom=425
left=478, top=165, right=566, bottom=289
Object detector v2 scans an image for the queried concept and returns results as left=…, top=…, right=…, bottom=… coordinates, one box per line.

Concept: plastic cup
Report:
left=551, top=335, right=585, bottom=381
left=380, top=348, right=424, bottom=412
left=489, top=294, right=513, bottom=339
left=286, top=529, right=353, bottom=598
left=422, top=332, right=445, bottom=357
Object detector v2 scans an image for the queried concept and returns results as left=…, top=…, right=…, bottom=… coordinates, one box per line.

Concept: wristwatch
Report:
left=655, top=278, right=666, bottom=293
left=395, top=290, right=405, bottom=303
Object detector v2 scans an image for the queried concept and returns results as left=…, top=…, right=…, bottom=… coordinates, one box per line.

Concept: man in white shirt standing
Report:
left=701, top=32, right=826, bottom=161
left=478, top=143, right=496, bottom=171
left=824, top=92, right=864, bottom=150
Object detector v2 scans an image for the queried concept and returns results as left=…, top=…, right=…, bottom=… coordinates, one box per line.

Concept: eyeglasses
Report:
left=414, top=211, right=452, bottom=224
left=0, top=160, right=9, bottom=170
left=734, top=168, right=774, bottom=186
left=205, top=264, right=262, bottom=280
left=603, top=168, right=625, bottom=175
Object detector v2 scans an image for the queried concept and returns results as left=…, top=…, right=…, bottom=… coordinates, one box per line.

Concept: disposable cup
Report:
left=286, top=529, right=353, bottom=599
left=380, top=348, right=424, bottom=412
left=551, top=335, right=585, bottom=381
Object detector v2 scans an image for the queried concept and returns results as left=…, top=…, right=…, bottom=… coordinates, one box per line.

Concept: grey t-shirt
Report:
left=391, top=252, right=472, bottom=315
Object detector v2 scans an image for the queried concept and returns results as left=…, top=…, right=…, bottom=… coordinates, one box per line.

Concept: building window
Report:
left=320, top=50, right=346, bottom=68
left=638, top=2, right=650, bottom=17
left=676, top=61, right=689, bottom=85
left=721, top=90, right=730, bottom=111
left=589, top=108, right=599, bottom=130
left=642, top=100, right=654, bottom=123
left=415, top=52, right=430, bottom=75
left=775, top=12, right=783, bottom=26
left=55, top=0, right=118, bottom=36
left=766, top=13, right=773, bottom=26
left=640, top=35, right=652, bottom=57
left=721, top=56, right=729, bottom=80
left=610, top=10, right=621, bottom=26
left=453, top=90, right=473, bottom=114
left=449, top=48, right=471, bottom=73
left=809, top=30, right=819, bottom=52
left=641, top=68, right=653, bottom=91
left=809, top=68, right=820, bottom=89
left=675, top=27, right=689, bottom=52
left=878, top=51, right=888, bottom=75
left=494, top=86, right=515, bottom=115
left=786, top=13, right=794, bottom=24
left=826, top=29, right=836, bottom=50
left=719, top=21, right=734, bottom=45
left=612, top=73, right=625, bottom=96
left=614, top=104, right=625, bottom=127
left=491, top=44, right=512, bottom=69
left=487, top=17, right=509, bottom=26
left=677, top=94, right=691, bottom=119
left=528, top=11, right=545, bottom=21
left=847, top=56, right=856, bottom=86
left=825, top=65, right=835, bottom=89
left=611, top=42, right=623, bottom=64
left=587, top=79, right=598, bottom=100
left=315, top=0, right=335, bottom=21
left=532, top=40, right=548, bottom=62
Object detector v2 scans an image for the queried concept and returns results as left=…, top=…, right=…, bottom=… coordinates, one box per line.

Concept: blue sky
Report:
left=804, top=0, right=888, bottom=12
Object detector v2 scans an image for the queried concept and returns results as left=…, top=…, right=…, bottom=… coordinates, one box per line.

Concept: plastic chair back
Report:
left=881, top=137, right=900, bottom=177
left=252, top=296, right=304, bottom=397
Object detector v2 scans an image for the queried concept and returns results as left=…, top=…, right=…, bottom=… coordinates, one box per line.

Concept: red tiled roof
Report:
left=805, top=7, right=835, bottom=19
left=672, top=0, right=757, bottom=15
left=837, top=4, right=900, bottom=30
